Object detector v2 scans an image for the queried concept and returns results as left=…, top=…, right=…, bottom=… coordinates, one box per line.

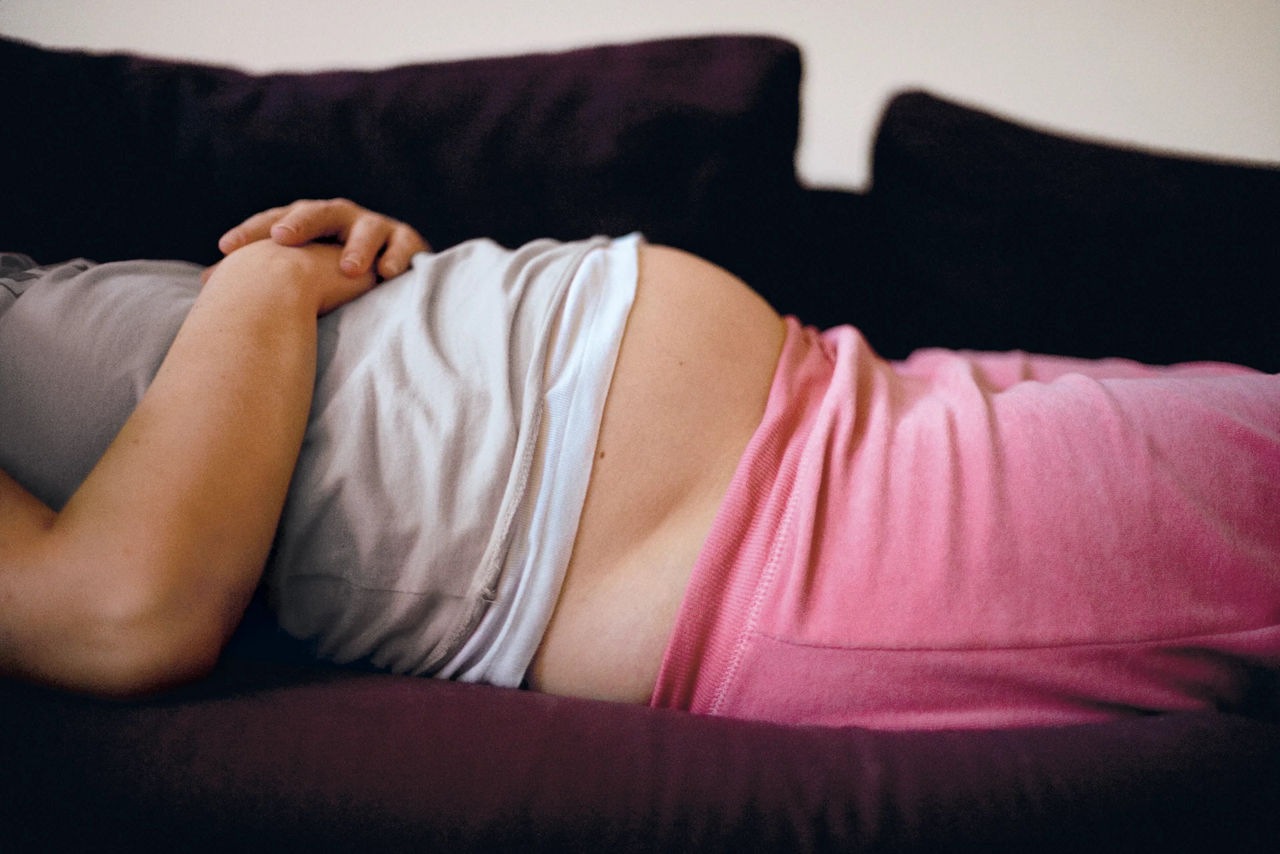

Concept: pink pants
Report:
left=650, top=318, right=1280, bottom=729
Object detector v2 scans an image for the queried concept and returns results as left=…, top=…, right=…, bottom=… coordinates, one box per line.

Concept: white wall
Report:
left=3, top=0, right=1277, bottom=188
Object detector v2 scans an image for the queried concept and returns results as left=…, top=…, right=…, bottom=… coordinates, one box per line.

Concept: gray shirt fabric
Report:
left=0, top=237, right=632, bottom=681
left=0, top=254, right=200, bottom=508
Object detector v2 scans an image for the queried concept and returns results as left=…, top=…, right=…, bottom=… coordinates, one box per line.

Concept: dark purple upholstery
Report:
left=2, top=33, right=1278, bottom=852
left=4, top=664, right=1278, bottom=853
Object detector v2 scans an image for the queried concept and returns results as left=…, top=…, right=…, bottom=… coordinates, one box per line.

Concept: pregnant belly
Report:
left=528, top=245, right=785, bottom=702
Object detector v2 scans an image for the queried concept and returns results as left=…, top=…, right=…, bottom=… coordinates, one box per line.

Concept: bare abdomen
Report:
left=529, top=245, right=785, bottom=702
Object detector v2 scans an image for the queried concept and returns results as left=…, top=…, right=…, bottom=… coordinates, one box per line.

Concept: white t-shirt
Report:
left=0, top=235, right=640, bottom=687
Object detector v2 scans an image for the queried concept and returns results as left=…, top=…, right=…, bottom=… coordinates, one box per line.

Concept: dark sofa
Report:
left=2, top=33, right=1278, bottom=852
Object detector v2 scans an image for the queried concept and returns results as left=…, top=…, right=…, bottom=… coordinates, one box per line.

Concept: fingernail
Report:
left=341, top=255, right=361, bottom=274
left=271, top=223, right=297, bottom=239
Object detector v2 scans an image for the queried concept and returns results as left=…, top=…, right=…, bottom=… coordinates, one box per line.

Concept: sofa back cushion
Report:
left=866, top=91, right=1280, bottom=370
left=0, top=35, right=801, bottom=270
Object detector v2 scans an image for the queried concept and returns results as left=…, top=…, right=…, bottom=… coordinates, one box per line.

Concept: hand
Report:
left=217, top=198, right=429, bottom=280
left=207, top=239, right=378, bottom=316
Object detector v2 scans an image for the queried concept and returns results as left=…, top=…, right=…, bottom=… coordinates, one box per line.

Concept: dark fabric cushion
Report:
left=3, top=663, right=1278, bottom=853
left=0, top=34, right=801, bottom=272
left=861, top=91, right=1280, bottom=370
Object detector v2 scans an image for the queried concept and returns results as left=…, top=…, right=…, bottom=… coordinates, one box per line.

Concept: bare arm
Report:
left=0, top=240, right=373, bottom=697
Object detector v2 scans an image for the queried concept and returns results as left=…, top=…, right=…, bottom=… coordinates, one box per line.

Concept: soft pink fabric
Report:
left=651, top=318, right=1280, bottom=729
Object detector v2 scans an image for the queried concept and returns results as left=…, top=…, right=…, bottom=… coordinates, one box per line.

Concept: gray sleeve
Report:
left=0, top=258, right=201, bottom=509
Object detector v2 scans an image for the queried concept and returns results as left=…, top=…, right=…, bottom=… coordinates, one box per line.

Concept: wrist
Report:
left=205, top=242, right=325, bottom=317
left=208, top=240, right=375, bottom=316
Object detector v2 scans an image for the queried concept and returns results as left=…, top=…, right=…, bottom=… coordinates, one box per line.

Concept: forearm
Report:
left=13, top=251, right=324, bottom=694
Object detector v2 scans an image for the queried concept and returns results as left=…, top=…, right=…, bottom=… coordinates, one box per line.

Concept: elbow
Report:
left=87, top=627, right=222, bottom=700
left=16, top=525, right=255, bottom=698
left=67, top=567, right=233, bottom=699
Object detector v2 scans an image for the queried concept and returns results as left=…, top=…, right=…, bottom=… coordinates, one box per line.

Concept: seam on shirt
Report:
left=431, top=237, right=608, bottom=668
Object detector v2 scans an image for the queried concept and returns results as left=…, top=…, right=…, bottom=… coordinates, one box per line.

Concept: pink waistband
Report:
left=649, top=317, right=861, bottom=714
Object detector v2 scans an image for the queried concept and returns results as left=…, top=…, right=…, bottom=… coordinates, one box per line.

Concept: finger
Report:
left=270, top=198, right=366, bottom=248
left=377, top=225, right=428, bottom=278
left=217, top=205, right=291, bottom=254
left=317, top=267, right=378, bottom=315
left=339, top=213, right=394, bottom=276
